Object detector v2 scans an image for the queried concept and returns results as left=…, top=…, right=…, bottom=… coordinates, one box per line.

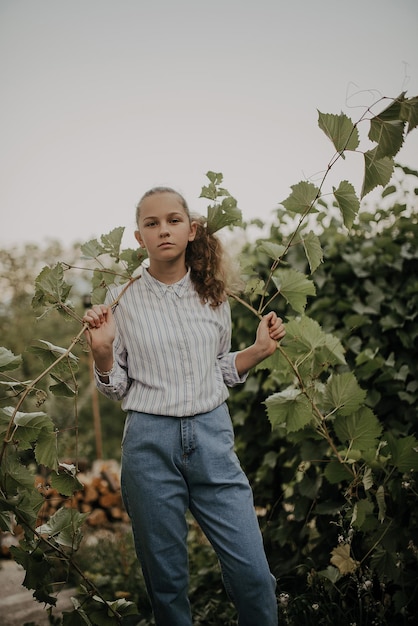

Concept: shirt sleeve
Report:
left=94, top=293, right=132, bottom=400
left=94, top=331, right=132, bottom=400
left=217, top=300, right=249, bottom=387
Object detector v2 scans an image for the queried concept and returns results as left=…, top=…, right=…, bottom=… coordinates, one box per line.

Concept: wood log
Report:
left=99, top=492, right=122, bottom=509
left=86, top=508, right=108, bottom=527
left=1, top=461, right=131, bottom=559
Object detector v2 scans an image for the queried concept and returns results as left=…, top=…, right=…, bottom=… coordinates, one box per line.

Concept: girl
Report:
left=83, top=187, right=285, bottom=626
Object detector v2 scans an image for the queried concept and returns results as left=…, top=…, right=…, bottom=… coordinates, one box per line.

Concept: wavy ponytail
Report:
left=186, top=216, right=227, bottom=307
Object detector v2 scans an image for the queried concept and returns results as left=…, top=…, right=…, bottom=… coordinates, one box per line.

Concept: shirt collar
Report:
left=142, top=266, right=191, bottom=299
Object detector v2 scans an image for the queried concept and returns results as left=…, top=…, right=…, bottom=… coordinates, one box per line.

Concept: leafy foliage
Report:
left=200, top=170, right=242, bottom=234
left=232, top=163, right=418, bottom=623
left=0, top=92, right=417, bottom=624
left=318, top=110, right=360, bottom=155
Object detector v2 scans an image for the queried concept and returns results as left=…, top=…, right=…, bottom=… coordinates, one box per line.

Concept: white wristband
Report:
left=95, top=364, right=114, bottom=377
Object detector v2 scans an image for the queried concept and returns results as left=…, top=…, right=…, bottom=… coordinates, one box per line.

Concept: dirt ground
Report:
left=0, top=559, right=75, bottom=626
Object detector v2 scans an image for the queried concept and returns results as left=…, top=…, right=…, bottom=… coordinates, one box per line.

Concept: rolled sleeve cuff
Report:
left=221, top=351, right=249, bottom=387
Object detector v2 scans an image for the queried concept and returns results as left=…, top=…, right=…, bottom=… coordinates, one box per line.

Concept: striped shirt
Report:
left=95, top=267, right=247, bottom=416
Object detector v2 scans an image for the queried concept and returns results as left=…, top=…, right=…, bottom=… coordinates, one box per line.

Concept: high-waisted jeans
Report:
left=120, top=402, right=278, bottom=626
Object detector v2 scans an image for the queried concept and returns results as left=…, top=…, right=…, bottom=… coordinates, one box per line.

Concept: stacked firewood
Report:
left=38, top=459, right=130, bottom=527
left=0, top=460, right=130, bottom=558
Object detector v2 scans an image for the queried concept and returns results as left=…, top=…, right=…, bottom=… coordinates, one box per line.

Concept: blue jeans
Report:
left=120, top=403, right=278, bottom=626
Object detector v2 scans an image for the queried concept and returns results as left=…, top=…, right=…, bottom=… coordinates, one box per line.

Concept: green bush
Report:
left=2, top=94, right=418, bottom=625
left=229, top=168, right=418, bottom=625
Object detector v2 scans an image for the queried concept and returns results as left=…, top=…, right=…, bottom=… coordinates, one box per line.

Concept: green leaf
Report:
left=333, top=180, right=360, bottom=229
left=278, top=316, right=346, bottom=380
left=205, top=170, right=224, bottom=186
left=302, top=231, right=323, bottom=273
left=376, top=93, right=406, bottom=120
left=272, top=269, right=316, bottom=314
left=324, top=460, right=354, bottom=484
left=334, top=406, right=382, bottom=450
left=80, top=238, right=106, bottom=259
left=318, top=566, right=341, bottom=584
left=386, top=433, right=418, bottom=471
left=37, top=506, right=88, bottom=549
left=119, top=247, right=146, bottom=275
left=200, top=182, right=217, bottom=201
left=318, top=111, right=360, bottom=155
left=339, top=448, right=362, bottom=462
left=206, top=196, right=242, bottom=234
left=51, top=466, right=84, bottom=497
left=13, top=409, right=54, bottom=449
left=375, top=484, right=386, bottom=522
left=49, top=375, right=77, bottom=397
left=265, top=388, right=314, bottom=432
left=258, top=241, right=287, bottom=261
left=361, top=148, right=394, bottom=198
left=35, top=429, right=59, bottom=471
left=0, top=406, right=53, bottom=450
left=369, top=117, right=405, bottom=160
left=32, top=263, right=72, bottom=313
left=91, top=285, right=108, bottom=306
left=107, top=597, right=141, bottom=617
left=281, top=181, right=320, bottom=215
left=34, top=340, right=78, bottom=362
left=91, top=287, right=107, bottom=304
left=28, top=340, right=78, bottom=379
left=243, top=275, right=266, bottom=297
left=254, top=345, right=295, bottom=383
left=80, top=594, right=140, bottom=625
left=92, top=268, right=120, bottom=290
left=200, top=172, right=230, bottom=204
left=400, top=95, right=418, bottom=133
left=0, top=489, right=44, bottom=533
left=10, top=546, right=57, bottom=605
left=0, top=347, right=22, bottom=372
left=363, top=466, right=374, bottom=491
left=90, top=268, right=120, bottom=304
left=351, top=498, right=374, bottom=529
left=100, top=227, right=125, bottom=258
left=324, top=372, right=367, bottom=417
left=370, top=546, right=401, bottom=583
left=367, top=94, right=407, bottom=158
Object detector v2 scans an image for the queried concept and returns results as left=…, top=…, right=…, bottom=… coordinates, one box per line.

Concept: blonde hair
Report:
left=136, top=187, right=237, bottom=307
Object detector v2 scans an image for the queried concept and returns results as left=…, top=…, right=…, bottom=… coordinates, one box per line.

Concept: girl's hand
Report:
left=82, top=304, right=116, bottom=351
left=235, top=312, right=285, bottom=376
left=255, top=311, right=286, bottom=357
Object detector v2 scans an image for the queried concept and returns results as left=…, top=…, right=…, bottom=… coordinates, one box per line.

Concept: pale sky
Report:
left=1, top=0, right=417, bottom=249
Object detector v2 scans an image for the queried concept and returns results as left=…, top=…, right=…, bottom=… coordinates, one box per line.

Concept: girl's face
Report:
left=135, top=192, right=197, bottom=264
